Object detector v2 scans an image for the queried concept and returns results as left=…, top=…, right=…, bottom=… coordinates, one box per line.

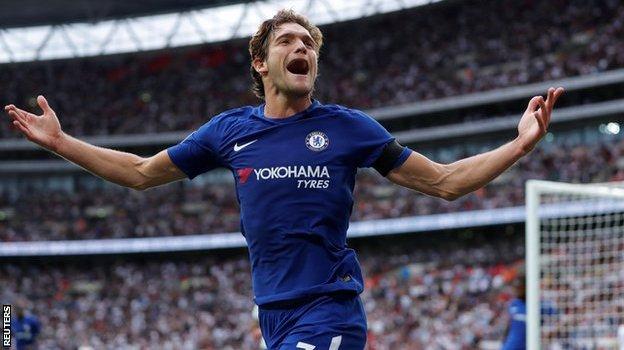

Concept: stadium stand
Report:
left=1, top=0, right=623, bottom=137
left=1, top=136, right=622, bottom=242
left=0, top=232, right=523, bottom=349
left=2, top=0, right=623, bottom=348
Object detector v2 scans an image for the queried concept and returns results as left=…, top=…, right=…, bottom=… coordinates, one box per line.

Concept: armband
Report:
left=372, top=140, right=406, bottom=176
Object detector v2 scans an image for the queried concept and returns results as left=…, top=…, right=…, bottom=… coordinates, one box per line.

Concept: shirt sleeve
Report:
left=167, top=117, right=226, bottom=179
left=351, top=110, right=411, bottom=170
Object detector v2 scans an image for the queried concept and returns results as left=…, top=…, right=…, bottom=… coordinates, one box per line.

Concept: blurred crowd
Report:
left=1, top=0, right=623, bottom=137
left=540, top=222, right=624, bottom=349
left=0, top=233, right=524, bottom=349
left=2, top=1, right=623, bottom=349
left=1, top=137, right=622, bottom=242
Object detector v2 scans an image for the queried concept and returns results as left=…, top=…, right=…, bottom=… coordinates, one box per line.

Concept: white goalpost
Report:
left=526, top=180, right=624, bottom=350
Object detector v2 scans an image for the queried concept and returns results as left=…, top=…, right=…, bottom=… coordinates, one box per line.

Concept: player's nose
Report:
left=294, top=39, right=307, bottom=54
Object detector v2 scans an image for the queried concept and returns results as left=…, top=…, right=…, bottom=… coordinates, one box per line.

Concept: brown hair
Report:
left=248, top=9, right=323, bottom=99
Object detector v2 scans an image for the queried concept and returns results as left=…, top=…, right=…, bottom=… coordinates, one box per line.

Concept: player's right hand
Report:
left=4, top=95, right=64, bottom=152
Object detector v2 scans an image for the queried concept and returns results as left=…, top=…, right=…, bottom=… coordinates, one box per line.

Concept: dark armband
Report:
left=372, top=140, right=407, bottom=176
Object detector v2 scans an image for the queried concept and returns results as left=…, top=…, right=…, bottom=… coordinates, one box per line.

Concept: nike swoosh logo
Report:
left=233, top=139, right=257, bottom=152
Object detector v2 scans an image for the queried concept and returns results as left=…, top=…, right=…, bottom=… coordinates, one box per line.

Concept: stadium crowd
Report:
left=1, top=0, right=623, bottom=137
left=540, top=221, right=624, bottom=348
left=0, top=233, right=523, bottom=349
left=3, top=1, right=624, bottom=349
left=1, top=137, right=622, bottom=242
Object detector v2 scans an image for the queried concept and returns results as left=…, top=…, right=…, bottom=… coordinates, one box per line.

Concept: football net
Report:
left=526, top=180, right=624, bottom=350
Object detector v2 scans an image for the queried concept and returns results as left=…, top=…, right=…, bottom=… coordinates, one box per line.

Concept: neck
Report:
left=263, top=91, right=312, bottom=119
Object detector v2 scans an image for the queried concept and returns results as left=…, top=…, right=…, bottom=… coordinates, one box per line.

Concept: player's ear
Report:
left=253, top=57, right=268, bottom=76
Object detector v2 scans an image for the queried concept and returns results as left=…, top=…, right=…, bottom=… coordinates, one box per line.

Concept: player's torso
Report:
left=221, top=112, right=358, bottom=247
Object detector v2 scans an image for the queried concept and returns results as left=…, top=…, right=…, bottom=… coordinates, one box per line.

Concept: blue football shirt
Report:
left=167, top=100, right=411, bottom=305
left=11, top=315, right=40, bottom=349
left=502, top=298, right=526, bottom=350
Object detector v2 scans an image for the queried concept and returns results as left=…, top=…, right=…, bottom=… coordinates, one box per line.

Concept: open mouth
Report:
left=286, top=58, right=309, bottom=75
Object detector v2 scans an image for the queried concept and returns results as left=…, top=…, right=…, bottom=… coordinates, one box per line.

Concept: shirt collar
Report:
left=253, top=99, right=321, bottom=123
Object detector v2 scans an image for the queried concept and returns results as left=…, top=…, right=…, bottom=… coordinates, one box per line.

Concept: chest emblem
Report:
left=234, top=139, right=257, bottom=152
left=305, top=131, right=329, bottom=152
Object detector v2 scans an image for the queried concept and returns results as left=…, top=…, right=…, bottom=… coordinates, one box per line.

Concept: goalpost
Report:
left=526, top=180, right=624, bottom=350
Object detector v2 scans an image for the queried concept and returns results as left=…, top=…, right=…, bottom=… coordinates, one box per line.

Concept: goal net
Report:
left=526, top=180, right=624, bottom=350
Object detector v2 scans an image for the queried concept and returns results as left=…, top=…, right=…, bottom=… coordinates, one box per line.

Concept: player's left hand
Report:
left=517, top=87, right=564, bottom=154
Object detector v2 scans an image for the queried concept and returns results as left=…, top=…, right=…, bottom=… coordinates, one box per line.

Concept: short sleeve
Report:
left=351, top=110, right=410, bottom=170
left=167, top=117, right=225, bottom=179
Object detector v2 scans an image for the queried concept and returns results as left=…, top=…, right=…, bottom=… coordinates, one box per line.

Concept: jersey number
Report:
left=296, top=335, right=342, bottom=350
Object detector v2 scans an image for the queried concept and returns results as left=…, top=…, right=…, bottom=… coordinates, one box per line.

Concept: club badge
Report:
left=305, top=131, right=329, bottom=152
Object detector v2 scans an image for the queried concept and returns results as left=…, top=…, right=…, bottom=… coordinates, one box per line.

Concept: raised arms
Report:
left=387, top=87, right=564, bottom=200
left=5, top=96, right=186, bottom=190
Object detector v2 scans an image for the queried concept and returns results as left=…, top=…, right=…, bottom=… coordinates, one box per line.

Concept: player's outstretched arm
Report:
left=4, top=95, right=186, bottom=190
left=387, top=87, right=564, bottom=201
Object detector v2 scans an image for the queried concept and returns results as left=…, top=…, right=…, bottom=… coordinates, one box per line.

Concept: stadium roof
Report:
left=0, top=0, right=444, bottom=64
left=0, top=0, right=250, bottom=28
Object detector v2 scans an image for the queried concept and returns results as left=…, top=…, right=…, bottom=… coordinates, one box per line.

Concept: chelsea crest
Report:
left=305, top=131, right=329, bottom=152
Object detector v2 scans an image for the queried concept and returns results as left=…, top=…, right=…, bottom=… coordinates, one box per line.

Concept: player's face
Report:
left=263, top=23, right=318, bottom=98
